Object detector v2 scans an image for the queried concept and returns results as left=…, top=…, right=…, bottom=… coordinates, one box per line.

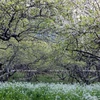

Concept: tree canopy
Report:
left=0, top=0, right=100, bottom=83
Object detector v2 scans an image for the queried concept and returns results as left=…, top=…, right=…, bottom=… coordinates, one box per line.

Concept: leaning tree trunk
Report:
left=96, top=62, right=100, bottom=82
left=0, top=67, right=16, bottom=82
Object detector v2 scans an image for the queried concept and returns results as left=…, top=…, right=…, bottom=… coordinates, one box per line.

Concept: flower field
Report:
left=0, top=82, right=100, bottom=100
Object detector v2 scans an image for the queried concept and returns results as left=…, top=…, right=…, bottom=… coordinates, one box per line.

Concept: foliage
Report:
left=0, top=0, right=100, bottom=83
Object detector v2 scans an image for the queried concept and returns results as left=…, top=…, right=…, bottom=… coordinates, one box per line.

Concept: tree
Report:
left=0, top=0, right=61, bottom=81
left=57, top=0, right=100, bottom=84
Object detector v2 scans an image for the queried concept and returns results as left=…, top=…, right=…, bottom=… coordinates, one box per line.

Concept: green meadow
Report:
left=0, top=82, right=100, bottom=100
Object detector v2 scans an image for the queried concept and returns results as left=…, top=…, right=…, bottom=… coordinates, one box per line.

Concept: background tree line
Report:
left=0, top=0, right=100, bottom=84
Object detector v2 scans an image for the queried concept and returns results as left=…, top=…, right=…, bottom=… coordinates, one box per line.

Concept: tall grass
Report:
left=0, top=82, right=100, bottom=100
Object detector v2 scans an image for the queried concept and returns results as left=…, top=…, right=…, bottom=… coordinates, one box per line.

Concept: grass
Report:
left=0, top=82, right=100, bottom=100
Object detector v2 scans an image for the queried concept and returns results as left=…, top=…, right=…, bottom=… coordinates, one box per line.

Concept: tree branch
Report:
left=66, top=48, right=100, bottom=61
